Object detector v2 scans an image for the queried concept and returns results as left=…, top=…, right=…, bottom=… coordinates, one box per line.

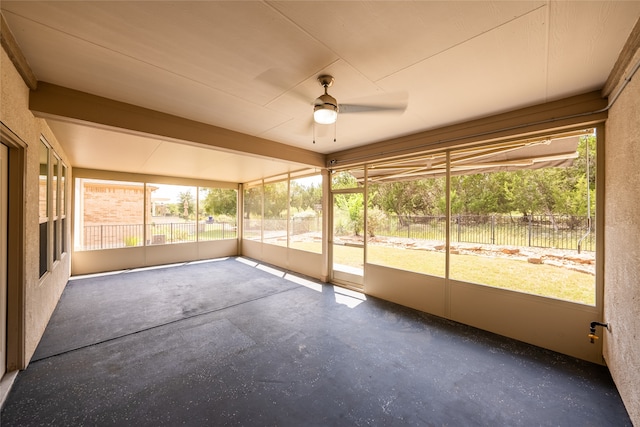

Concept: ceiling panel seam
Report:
left=375, top=3, right=549, bottom=82
left=2, top=8, right=275, bottom=111
left=264, top=2, right=367, bottom=86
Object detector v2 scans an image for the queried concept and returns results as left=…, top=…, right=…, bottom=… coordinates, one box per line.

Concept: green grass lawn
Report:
left=198, top=230, right=237, bottom=240
left=448, top=253, right=594, bottom=305
left=290, top=241, right=595, bottom=305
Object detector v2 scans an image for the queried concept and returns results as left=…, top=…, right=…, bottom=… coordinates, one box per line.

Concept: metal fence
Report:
left=244, top=217, right=322, bottom=242
left=376, top=214, right=595, bottom=252
left=78, top=221, right=237, bottom=251
left=79, top=214, right=595, bottom=252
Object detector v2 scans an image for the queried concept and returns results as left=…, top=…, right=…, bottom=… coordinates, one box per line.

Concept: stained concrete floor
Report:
left=1, top=257, right=631, bottom=426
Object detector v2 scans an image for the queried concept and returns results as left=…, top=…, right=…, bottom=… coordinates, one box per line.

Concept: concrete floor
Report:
left=1, top=257, right=631, bottom=426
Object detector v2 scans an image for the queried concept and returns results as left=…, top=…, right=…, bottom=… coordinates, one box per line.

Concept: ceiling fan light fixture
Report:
left=314, top=103, right=338, bottom=124
left=313, top=75, right=338, bottom=125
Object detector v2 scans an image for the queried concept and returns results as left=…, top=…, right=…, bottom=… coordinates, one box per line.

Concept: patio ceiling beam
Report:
left=29, top=82, right=326, bottom=169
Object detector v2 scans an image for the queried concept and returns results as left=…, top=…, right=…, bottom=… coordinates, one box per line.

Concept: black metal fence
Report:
left=376, top=214, right=595, bottom=252
left=79, top=214, right=595, bottom=252
left=79, top=221, right=237, bottom=251
left=244, top=217, right=322, bottom=242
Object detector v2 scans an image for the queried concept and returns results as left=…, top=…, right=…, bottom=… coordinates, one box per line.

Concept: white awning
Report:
left=352, top=135, right=582, bottom=183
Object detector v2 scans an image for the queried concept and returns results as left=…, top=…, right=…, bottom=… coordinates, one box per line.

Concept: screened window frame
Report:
left=72, top=171, right=239, bottom=252
left=356, top=128, right=599, bottom=306
left=38, top=138, right=49, bottom=278
left=39, top=137, right=68, bottom=279
left=241, top=169, right=323, bottom=254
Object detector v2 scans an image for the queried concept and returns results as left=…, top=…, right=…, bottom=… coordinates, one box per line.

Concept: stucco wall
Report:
left=604, top=47, right=640, bottom=424
left=1, top=46, right=72, bottom=364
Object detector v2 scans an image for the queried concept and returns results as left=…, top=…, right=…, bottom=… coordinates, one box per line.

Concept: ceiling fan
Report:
left=312, top=75, right=407, bottom=126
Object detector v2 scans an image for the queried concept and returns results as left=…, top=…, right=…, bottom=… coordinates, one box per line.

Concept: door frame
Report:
left=0, top=123, right=27, bottom=372
left=1, top=142, right=7, bottom=378
left=329, top=187, right=365, bottom=290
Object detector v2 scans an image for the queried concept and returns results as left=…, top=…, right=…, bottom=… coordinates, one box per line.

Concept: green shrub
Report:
left=124, top=236, right=140, bottom=247
left=367, top=208, right=387, bottom=237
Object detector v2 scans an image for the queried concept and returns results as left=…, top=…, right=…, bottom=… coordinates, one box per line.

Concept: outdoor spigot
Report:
left=589, top=321, right=609, bottom=344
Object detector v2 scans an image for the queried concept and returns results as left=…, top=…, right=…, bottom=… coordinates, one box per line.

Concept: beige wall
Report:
left=71, top=239, right=239, bottom=276
left=242, top=239, right=326, bottom=281
left=604, top=48, right=640, bottom=424
left=1, top=46, right=71, bottom=365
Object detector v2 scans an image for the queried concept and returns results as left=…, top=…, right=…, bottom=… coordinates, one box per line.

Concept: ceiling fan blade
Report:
left=339, top=103, right=407, bottom=114
left=293, top=116, right=315, bottom=136
left=295, top=117, right=328, bottom=141
left=338, top=90, right=408, bottom=115
left=254, top=68, right=310, bottom=104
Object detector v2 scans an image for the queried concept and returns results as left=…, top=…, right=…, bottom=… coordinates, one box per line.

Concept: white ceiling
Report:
left=2, top=1, right=639, bottom=182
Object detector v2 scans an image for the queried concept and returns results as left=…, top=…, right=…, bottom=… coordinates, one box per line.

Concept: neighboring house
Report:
left=74, top=179, right=156, bottom=249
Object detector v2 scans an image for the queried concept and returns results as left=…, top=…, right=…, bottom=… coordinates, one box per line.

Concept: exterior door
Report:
left=331, top=191, right=364, bottom=290
left=1, top=143, right=8, bottom=378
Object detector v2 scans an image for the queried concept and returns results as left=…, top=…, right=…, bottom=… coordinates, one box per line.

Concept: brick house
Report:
left=76, top=179, right=157, bottom=249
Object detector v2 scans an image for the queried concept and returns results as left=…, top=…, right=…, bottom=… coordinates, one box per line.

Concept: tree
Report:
left=366, top=207, right=387, bottom=237
left=263, top=181, right=288, bottom=219
left=553, top=135, right=596, bottom=217
left=331, top=170, right=360, bottom=189
left=370, top=178, right=446, bottom=222
left=504, top=135, right=596, bottom=217
left=290, top=181, right=322, bottom=215
left=450, top=173, right=510, bottom=215
left=243, top=187, right=262, bottom=219
left=177, top=191, right=195, bottom=219
left=202, top=188, right=237, bottom=218
left=561, top=175, right=595, bottom=217
left=334, top=192, right=364, bottom=236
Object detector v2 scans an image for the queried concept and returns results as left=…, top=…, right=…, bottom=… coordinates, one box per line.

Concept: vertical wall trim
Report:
left=143, top=183, right=148, bottom=263
left=444, top=151, right=452, bottom=319
left=286, top=175, right=291, bottom=250
left=40, top=136, right=53, bottom=277
left=237, top=183, right=243, bottom=255
left=363, top=165, right=369, bottom=267
left=321, top=169, right=330, bottom=282
left=260, top=179, right=265, bottom=243
left=195, top=184, right=200, bottom=243
left=595, top=125, right=606, bottom=354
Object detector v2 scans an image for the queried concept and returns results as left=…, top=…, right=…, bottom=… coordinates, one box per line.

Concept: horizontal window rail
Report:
left=77, top=221, right=237, bottom=251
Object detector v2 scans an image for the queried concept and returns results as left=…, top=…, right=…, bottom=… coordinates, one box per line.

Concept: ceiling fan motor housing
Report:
left=314, top=75, right=339, bottom=124
left=315, top=93, right=338, bottom=109
left=315, top=74, right=338, bottom=109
